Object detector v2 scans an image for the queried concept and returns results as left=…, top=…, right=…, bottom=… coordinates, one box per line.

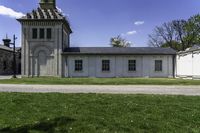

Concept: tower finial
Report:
left=2, top=34, right=11, bottom=47
left=40, top=0, right=56, bottom=9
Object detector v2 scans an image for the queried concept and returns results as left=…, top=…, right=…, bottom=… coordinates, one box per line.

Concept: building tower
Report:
left=17, top=0, right=72, bottom=77
left=40, top=0, right=56, bottom=9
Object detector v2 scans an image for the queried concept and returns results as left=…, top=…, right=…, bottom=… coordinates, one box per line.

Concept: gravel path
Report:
left=0, top=75, right=21, bottom=80
left=0, top=84, right=200, bottom=96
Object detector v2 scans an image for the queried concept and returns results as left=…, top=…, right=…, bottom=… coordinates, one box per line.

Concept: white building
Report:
left=17, top=0, right=176, bottom=78
left=65, top=48, right=175, bottom=78
left=176, top=46, right=200, bottom=79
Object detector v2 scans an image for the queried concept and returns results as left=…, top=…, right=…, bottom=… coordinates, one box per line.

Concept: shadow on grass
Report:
left=0, top=116, right=75, bottom=133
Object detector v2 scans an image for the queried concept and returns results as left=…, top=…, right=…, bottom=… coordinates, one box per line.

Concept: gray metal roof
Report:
left=63, top=47, right=176, bottom=55
left=0, top=45, right=21, bottom=52
left=178, top=45, right=200, bottom=54
left=0, top=45, right=13, bottom=52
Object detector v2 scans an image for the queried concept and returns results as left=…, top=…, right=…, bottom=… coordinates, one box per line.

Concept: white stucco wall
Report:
left=65, top=55, right=174, bottom=78
left=176, top=51, right=200, bottom=78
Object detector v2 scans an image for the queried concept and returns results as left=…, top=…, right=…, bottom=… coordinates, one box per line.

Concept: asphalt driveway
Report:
left=0, top=84, right=200, bottom=96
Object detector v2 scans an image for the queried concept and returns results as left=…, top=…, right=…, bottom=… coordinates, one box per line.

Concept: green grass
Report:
left=0, top=93, right=200, bottom=132
left=0, top=77, right=200, bottom=85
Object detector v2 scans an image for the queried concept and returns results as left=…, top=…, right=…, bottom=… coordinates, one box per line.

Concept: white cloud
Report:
left=56, top=6, right=63, bottom=13
left=0, top=5, right=25, bottom=18
left=134, top=21, right=144, bottom=25
left=126, top=30, right=137, bottom=35
left=56, top=6, right=69, bottom=17
left=121, top=30, right=137, bottom=36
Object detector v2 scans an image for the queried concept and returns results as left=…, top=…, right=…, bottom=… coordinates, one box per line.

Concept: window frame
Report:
left=74, top=60, right=83, bottom=72
left=39, top=28, right=45, bottom=39
left=128, top=60, right=136, bottom=72
left=155, top=60, right=163, bottom=72
left=32, top=28, right=38, bottom=39
left=46, top=28, right=52, bottom=39
left=102, top=60, right=110, bottom=72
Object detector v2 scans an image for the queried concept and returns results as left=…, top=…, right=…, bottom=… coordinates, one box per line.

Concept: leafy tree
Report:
left=186, top=14, right=200, bottom=45
left=161, top=41, right=182, bottom=51
left=148, top=14, right=200, bottom=51
left=110, top=36, right=131, bottom=47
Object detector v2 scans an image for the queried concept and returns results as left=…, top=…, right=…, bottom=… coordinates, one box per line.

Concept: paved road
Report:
left=0, top=84, right=200, bottom=96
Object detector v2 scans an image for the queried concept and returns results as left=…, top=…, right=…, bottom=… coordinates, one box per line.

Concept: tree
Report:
left=186, top=14, right=200, bottom=45
left=148, top=22, right=177, bottom=49
left=171, top=20, right=188, bottom=50
left=161, top=41, right=182, bottom=51
left=110, top=36, right=131, bottom=47
left=148, top=14, right=200, bottom=51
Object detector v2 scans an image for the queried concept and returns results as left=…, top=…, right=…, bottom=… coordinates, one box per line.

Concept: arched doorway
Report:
left=38, top=51, right=47, bottom=76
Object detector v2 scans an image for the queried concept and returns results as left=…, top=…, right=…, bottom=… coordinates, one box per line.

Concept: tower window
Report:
left=47, top=28, right=52, bottom=39
left=32, top=28, right=37, bottom=39
left=39, top=28, right=45, bottom=39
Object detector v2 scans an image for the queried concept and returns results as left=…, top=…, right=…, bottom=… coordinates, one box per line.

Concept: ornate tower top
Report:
left=39, top=0, right=56, bottom=9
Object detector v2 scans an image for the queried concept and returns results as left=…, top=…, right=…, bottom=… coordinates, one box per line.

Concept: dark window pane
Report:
left=40, top=28, right=45, bottom=39
left=102, top=60, right=110, bottom=71
left=32, top=28, right=37, bottom=39
left=155, top=60, right=162, bottom=71
left=75, top=60, right=83, bottom=71
left=47, top=28, right=52, bottom=39
left=3, top=61, right=7, bottom=70
left=128, top=60, right=136, bottom=71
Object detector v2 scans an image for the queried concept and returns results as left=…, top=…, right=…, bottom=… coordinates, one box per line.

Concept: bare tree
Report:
left=148, top=22, right=176, bottom=48
left=148, top=33, right=164, bottom=47
left=172, top=20, right=188, bottom=50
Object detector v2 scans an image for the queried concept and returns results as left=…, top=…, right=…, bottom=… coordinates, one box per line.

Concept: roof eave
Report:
left=16, top=18, right=72, bottom=33
left=62, top=52, right=176, bottom=55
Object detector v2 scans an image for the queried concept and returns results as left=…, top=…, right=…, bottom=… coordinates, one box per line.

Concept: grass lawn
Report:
left=0, top=93, right=199, bottom=132
left=0, top=77, right=200, bottom=85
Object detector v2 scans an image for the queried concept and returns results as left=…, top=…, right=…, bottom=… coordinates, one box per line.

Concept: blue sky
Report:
left=0, top=0, right=200, bottom=47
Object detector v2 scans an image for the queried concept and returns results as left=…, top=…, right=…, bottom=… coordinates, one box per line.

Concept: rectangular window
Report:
left=102, top=60, right=110, bottom=72
left=155, top=60, right=162, bottom=72
left=39, top=28, right=45, bottom=39
left=75, top=60, right=83, bottom=71
left=3, top=61, right=7, bottom=70
left=128, top=60, right=136, bottom=71
left=47, top=28, right=52, bottom=39
left=32, top=28, right=37, bottom=39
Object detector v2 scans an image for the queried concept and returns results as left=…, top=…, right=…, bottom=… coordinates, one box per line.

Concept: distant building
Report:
left=17, top=0, right=176, bottom=78
left=176, top=46, right=200, bottom=79
left=0, top=37, right=21, bottom=75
